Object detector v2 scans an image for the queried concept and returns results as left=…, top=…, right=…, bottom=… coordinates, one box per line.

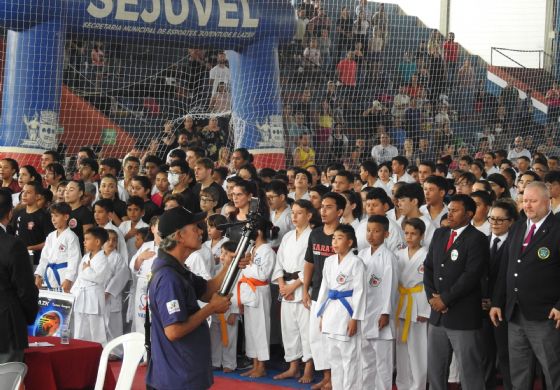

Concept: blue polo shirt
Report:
left=146, top=250, right=212, bottom=390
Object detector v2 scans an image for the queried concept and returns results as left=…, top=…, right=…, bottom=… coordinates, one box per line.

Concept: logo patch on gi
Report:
left=68, top=218, right=78, bottom=229
left=59, top=244, right=66, bottom=252
left=166, top=299, right=180, bottom=315
left=537, top=247, right=550, bottom=260
left=253, top=256, right=262, bottom=266
left=369, top=274, right=381, bottom=287
left=336, top=273, right=347, bottom=285
left=417, top=264, right=424, bottom=274
left=27, top=221, right=35, bottom=230
left=450, top=249, right=459, bottom=261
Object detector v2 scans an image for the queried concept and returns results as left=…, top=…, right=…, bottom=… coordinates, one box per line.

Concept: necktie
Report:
left=491, top=237, right=500, bottom=258
left=445, top=230, right=457, bottom=252
left=521, top=223, right=536, bottom=252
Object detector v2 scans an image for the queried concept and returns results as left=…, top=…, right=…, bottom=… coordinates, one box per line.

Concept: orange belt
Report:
left=236, top=276, right=269, bottom=308
left=218, top=314, right=228, bottom=347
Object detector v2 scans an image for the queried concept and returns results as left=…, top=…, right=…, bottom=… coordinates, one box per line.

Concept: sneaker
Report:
left=236, top=356, right=253, bottom=370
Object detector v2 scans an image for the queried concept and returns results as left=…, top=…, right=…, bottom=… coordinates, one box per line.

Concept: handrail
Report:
left=491, top=47, right=552, bottom=70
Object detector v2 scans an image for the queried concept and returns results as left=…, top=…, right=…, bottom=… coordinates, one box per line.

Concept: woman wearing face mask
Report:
left=168, top=160, right=199, bottom=213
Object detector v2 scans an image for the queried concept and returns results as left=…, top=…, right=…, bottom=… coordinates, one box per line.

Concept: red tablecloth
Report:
left=24, top=336, right=117, bottom=390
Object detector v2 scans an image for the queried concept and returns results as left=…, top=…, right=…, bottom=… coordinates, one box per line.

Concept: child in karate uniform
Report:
left=203, top=214, right=229, bottom=270
left=129, top=217, right=159, bottom=333
left=238, top=217, right=277, bottom=378
left=358, top=215, right=398, bottom=390
left=209, top=241, right=239, bottom=372
left=71, top=227, right=110, bottom=344
left=103, top=229, right=130, bottom=344
left=118, top=196, right=149, bottom=262
left=272, top=199, right=314, bottom=383
left=316, top=224, right=366, bottom=390
left=395, top=218, right=430, bottom=390
left=35, top=202, right=81, bottom=292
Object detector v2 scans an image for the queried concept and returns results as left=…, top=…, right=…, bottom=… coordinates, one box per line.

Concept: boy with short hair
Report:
left=356, top=188, right=405, bottom=252
left=71, top=227, right=110, bottom=344
left=358, top=215, right=398, bottom=389
left=103, top=229, right=130, bottom=344
left=395, top=218, right=430, bottom=390
left=421, top=175, right=448, bottom=228
left=93, top=199, right=128, bottom=263
left=35, top=202, right=81, bottom=292
left=118, top=196, right=149, bottom=261
left=394, top=183, right=436, bottom=247
left=265, top=180, right=295, bottom=249
left=210, top=241, right=240, bottom=372
left=544, top=170, right=560, bottom=213
left=272, top=199, right=314, bottom=383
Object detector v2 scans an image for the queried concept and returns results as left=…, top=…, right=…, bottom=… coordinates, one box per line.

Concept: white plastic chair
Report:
left=94, top=332, right=146, bottom=390
left=0, top=362, right=27, bottom=390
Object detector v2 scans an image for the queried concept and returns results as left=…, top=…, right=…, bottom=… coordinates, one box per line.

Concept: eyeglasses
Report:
left=200, top=197, right=215, bottom=203
left=487, top=217, right=511, bottom=224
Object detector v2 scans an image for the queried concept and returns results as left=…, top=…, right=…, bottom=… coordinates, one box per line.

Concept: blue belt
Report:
left=317, top=289, right=354, bottom=317
left=45, top=262, right=68, bottom=289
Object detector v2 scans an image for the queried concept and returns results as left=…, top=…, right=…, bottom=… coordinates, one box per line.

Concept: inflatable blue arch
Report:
left=0, top=0, right=296, bottom=168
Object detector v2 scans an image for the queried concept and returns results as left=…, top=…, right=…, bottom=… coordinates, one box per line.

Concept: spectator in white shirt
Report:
left=209, top=52, right=230, bottom=95
left=371, top=133, right=398, bottom=164
left=507, top=136, right=531, bottom=161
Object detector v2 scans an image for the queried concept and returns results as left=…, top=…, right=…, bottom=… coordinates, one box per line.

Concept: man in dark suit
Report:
left=491, top=182, right=560, bottom=389
left=0, top=188, right=39, bottom=363
left=482, top=200, right=518, bottom=390
left=424, top=194, right=488, bottom=390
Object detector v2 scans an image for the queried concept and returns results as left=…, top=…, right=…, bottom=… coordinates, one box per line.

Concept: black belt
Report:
left=283, top=271, right=300, bottom=282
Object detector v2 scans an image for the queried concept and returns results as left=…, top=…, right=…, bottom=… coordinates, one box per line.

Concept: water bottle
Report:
left=60, top=324, right=70, bottom=345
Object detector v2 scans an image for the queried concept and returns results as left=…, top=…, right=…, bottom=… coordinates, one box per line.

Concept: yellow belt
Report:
left=395, top=284, right=424, bottom=343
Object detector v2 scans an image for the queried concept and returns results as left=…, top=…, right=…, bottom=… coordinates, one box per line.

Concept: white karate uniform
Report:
left=202, top=237, right=229, bottom=269
left=316, top=252, right=366, bottom=390
left=71, top=251, right=110, bottom=345
left=35, top=228, right=81, bottom=290
left=269, top=207, right=294, bottom=249
left=472, top=220, right=491, bottom=236
left=238, top=243, right=275, bottom=361
left=104, top=250, right=130, bottom=343
left=395, top=247, right=430, bottom=390
left=210, top=261, right=239, bottom=370
left=118, top=219, right=149, bottom=261
left=103, top=222, right=129, bottom=265
left=358, top=244, right=398, bottom=390
left=419, top=204, right=448, bottom=228
left=185, top=245, right=214, bottom=281
left=129, top=241, right=157, bottom=333
left=356, top=216, right=405, bottom=252
left=272, top=227, right=312, bottom=362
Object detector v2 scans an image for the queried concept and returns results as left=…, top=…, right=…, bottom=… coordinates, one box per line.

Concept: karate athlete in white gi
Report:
left=358, top=215, right=398, bottom=390
left=128, top=220, right=159, bottom=334
left=271, top=200, right=314, bottom=383
left=209, top=241, right=239, bottom=372
left=395, top=218, right=430, bottom=390
left=103, top=230, right=131, bottom=344
left=35, top=203, right=81, bottom=292
left=266, top=180, right=295, bottom=249
left=357, top=189, right=405, bottom=252
left=316, top=224, right=366, bottom=390
left=238, top=219, right=276, bottom=379
left=71, top=227, right=111, bottom=345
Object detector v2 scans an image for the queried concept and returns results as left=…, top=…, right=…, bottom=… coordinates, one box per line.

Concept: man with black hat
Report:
left=146, top=207, right=243, bottom=390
